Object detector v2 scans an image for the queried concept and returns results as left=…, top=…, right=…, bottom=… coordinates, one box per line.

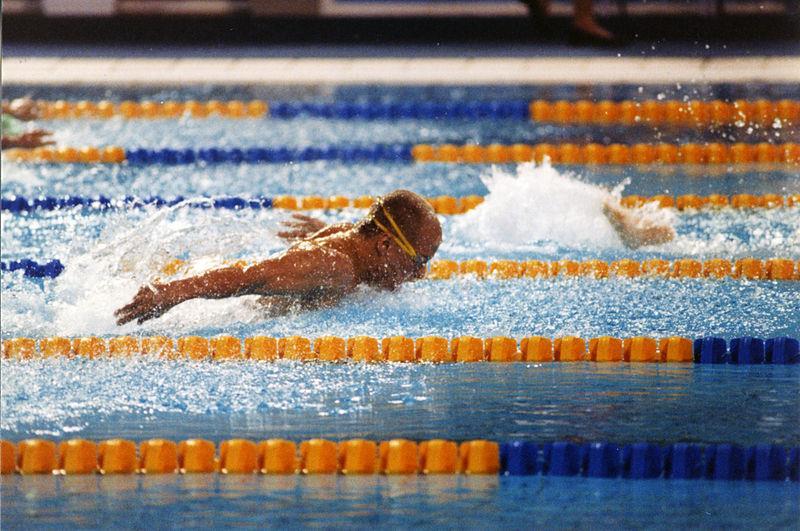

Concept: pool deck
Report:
left=4, top=55, right=800, bottom=85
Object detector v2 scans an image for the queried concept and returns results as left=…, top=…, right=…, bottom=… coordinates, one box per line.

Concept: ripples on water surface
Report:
left=2, top=361, right=799, bottom=444
left=2, top=475, right=798, bottom=529
left=2, top=84, right=799, bottom=528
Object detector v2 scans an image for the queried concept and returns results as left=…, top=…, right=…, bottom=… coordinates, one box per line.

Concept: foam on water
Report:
left=43, top=203, right=289, bottom=336
left=0, top=160, right=45, bottom=188
left=449, top=162, right=675, bottom=253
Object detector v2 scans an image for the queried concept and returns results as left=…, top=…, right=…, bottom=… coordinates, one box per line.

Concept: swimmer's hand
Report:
left=277, top=214, right=327, bottom=241
left=115, top=283, right=175, bottom=325
left=2, top=129, right=55, bottom=149
left=602, top=198, right=675, bottom=249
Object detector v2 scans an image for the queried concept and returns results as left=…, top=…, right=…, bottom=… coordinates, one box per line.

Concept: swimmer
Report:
left=114, top=189, right=673, bottom=325
left=115, top=190, right=442, bottom=325
left=2, top=97, right=54, bottom=149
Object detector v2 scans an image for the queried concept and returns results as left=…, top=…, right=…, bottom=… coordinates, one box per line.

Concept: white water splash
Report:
left=451, top=161, right=673, bottom=251
left=46, top=203, right=289, bottom=336
left=0, top=160, right=45, bottom=187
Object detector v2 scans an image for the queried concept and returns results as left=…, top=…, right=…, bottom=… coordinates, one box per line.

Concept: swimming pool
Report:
left=1, top=83, right=799, bottom=528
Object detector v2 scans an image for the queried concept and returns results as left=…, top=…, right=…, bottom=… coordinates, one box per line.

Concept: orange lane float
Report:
left=99, top=439, right=137, bottom=474
left=179, top=439, right=217, bottom=473
left=526, top=99, right=799, bottom=127
left=410, top=143, right=800, bottom=165
left=259, top=439, right=297, bottom=474
left=139, top=439, right=179, bottom=474
left=380, top=439, right=419, bottom=474
left=0, top=438, right=503, bottom=476
left=39, top=99, right=270, bottom=119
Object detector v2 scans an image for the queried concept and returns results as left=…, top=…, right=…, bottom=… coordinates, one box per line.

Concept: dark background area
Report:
left=4, top=12, right=800, bottom=50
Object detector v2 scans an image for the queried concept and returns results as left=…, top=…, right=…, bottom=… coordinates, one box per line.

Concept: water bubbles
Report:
left=448, top=162, right=675, bottom=252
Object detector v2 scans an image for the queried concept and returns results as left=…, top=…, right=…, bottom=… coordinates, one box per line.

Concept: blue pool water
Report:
left=3, top=362, right=799, bottom=444
left=1, top=84, right=799, bottom=528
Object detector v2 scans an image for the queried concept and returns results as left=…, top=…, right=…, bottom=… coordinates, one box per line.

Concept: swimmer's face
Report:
left=371, top=215, right=442, bottom=290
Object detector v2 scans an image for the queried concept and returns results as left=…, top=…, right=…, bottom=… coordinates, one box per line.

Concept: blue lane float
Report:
left=766, top=337, right=800, bottom=364
left=124, top=144, right=414, bottom=165
left=585, top=443, right=622, bottom=478
left=0, top=259, right=64, bottom=279
left=790, top=448, right=800, bottom=481
left=692, top=336, right=800, bottom=365
left=544, top=442, right=582, bottom=477
left=623, top=443, right=663, bottom=479
left=665, top=444, right=704, bottom=479
left=498, top=442, right=798, bottom=481
left=706, top=444, right=747, bottom=481
left=694, top=337, right=728, bottom=364
left=730, top=337, right=765, bottom=364
left=268, top=100, right=530, bottom=120
left=748, top=444, right=788, bottom=481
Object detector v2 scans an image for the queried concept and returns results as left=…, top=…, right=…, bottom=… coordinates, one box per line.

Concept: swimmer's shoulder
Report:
left=284, top=241, right=358, bottom=289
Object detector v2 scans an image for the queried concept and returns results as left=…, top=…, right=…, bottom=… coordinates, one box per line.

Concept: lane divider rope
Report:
left=2, top=193, right=799, bottom=215
left=4, top=142, right=800, bottom=165
left=1, top=437, right=797, bottom=480
left=3, top=335, right=798, bottom=364
left=32, top=98, right=800, bottom=129
left=3, top=257, right=797, bottom=282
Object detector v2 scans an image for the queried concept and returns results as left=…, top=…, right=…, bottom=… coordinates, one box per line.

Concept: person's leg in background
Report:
left=571, top=0, right=616, bottom=44
left=522, top=0, right=616, bottom=45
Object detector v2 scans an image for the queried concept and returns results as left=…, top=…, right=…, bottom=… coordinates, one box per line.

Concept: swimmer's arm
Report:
left=602, top=199, right=675, bottom=249
left=277, top=213, right=353, bottom=241
left=115, top=248, right=355, bottom=325
left=307, top=223, right=354, bottom=239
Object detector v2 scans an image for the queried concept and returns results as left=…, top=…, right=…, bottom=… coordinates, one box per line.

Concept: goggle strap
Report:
left=374, top=207, right=418, bottom=259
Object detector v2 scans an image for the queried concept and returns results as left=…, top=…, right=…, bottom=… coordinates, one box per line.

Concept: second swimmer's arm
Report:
left=277, top=213, right=353, bottom=241
left=602, top=199, right=675, bottom=249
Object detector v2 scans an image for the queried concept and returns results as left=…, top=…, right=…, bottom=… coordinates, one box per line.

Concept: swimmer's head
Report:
left=356, top=189, right=442, bottom=289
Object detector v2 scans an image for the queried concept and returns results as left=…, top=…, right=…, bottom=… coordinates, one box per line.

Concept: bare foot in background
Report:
left=569, top=0, right=616, bottom=45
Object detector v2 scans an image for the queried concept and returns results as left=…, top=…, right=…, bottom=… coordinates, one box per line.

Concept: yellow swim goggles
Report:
left=374, top=206, right=429, bottom=268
